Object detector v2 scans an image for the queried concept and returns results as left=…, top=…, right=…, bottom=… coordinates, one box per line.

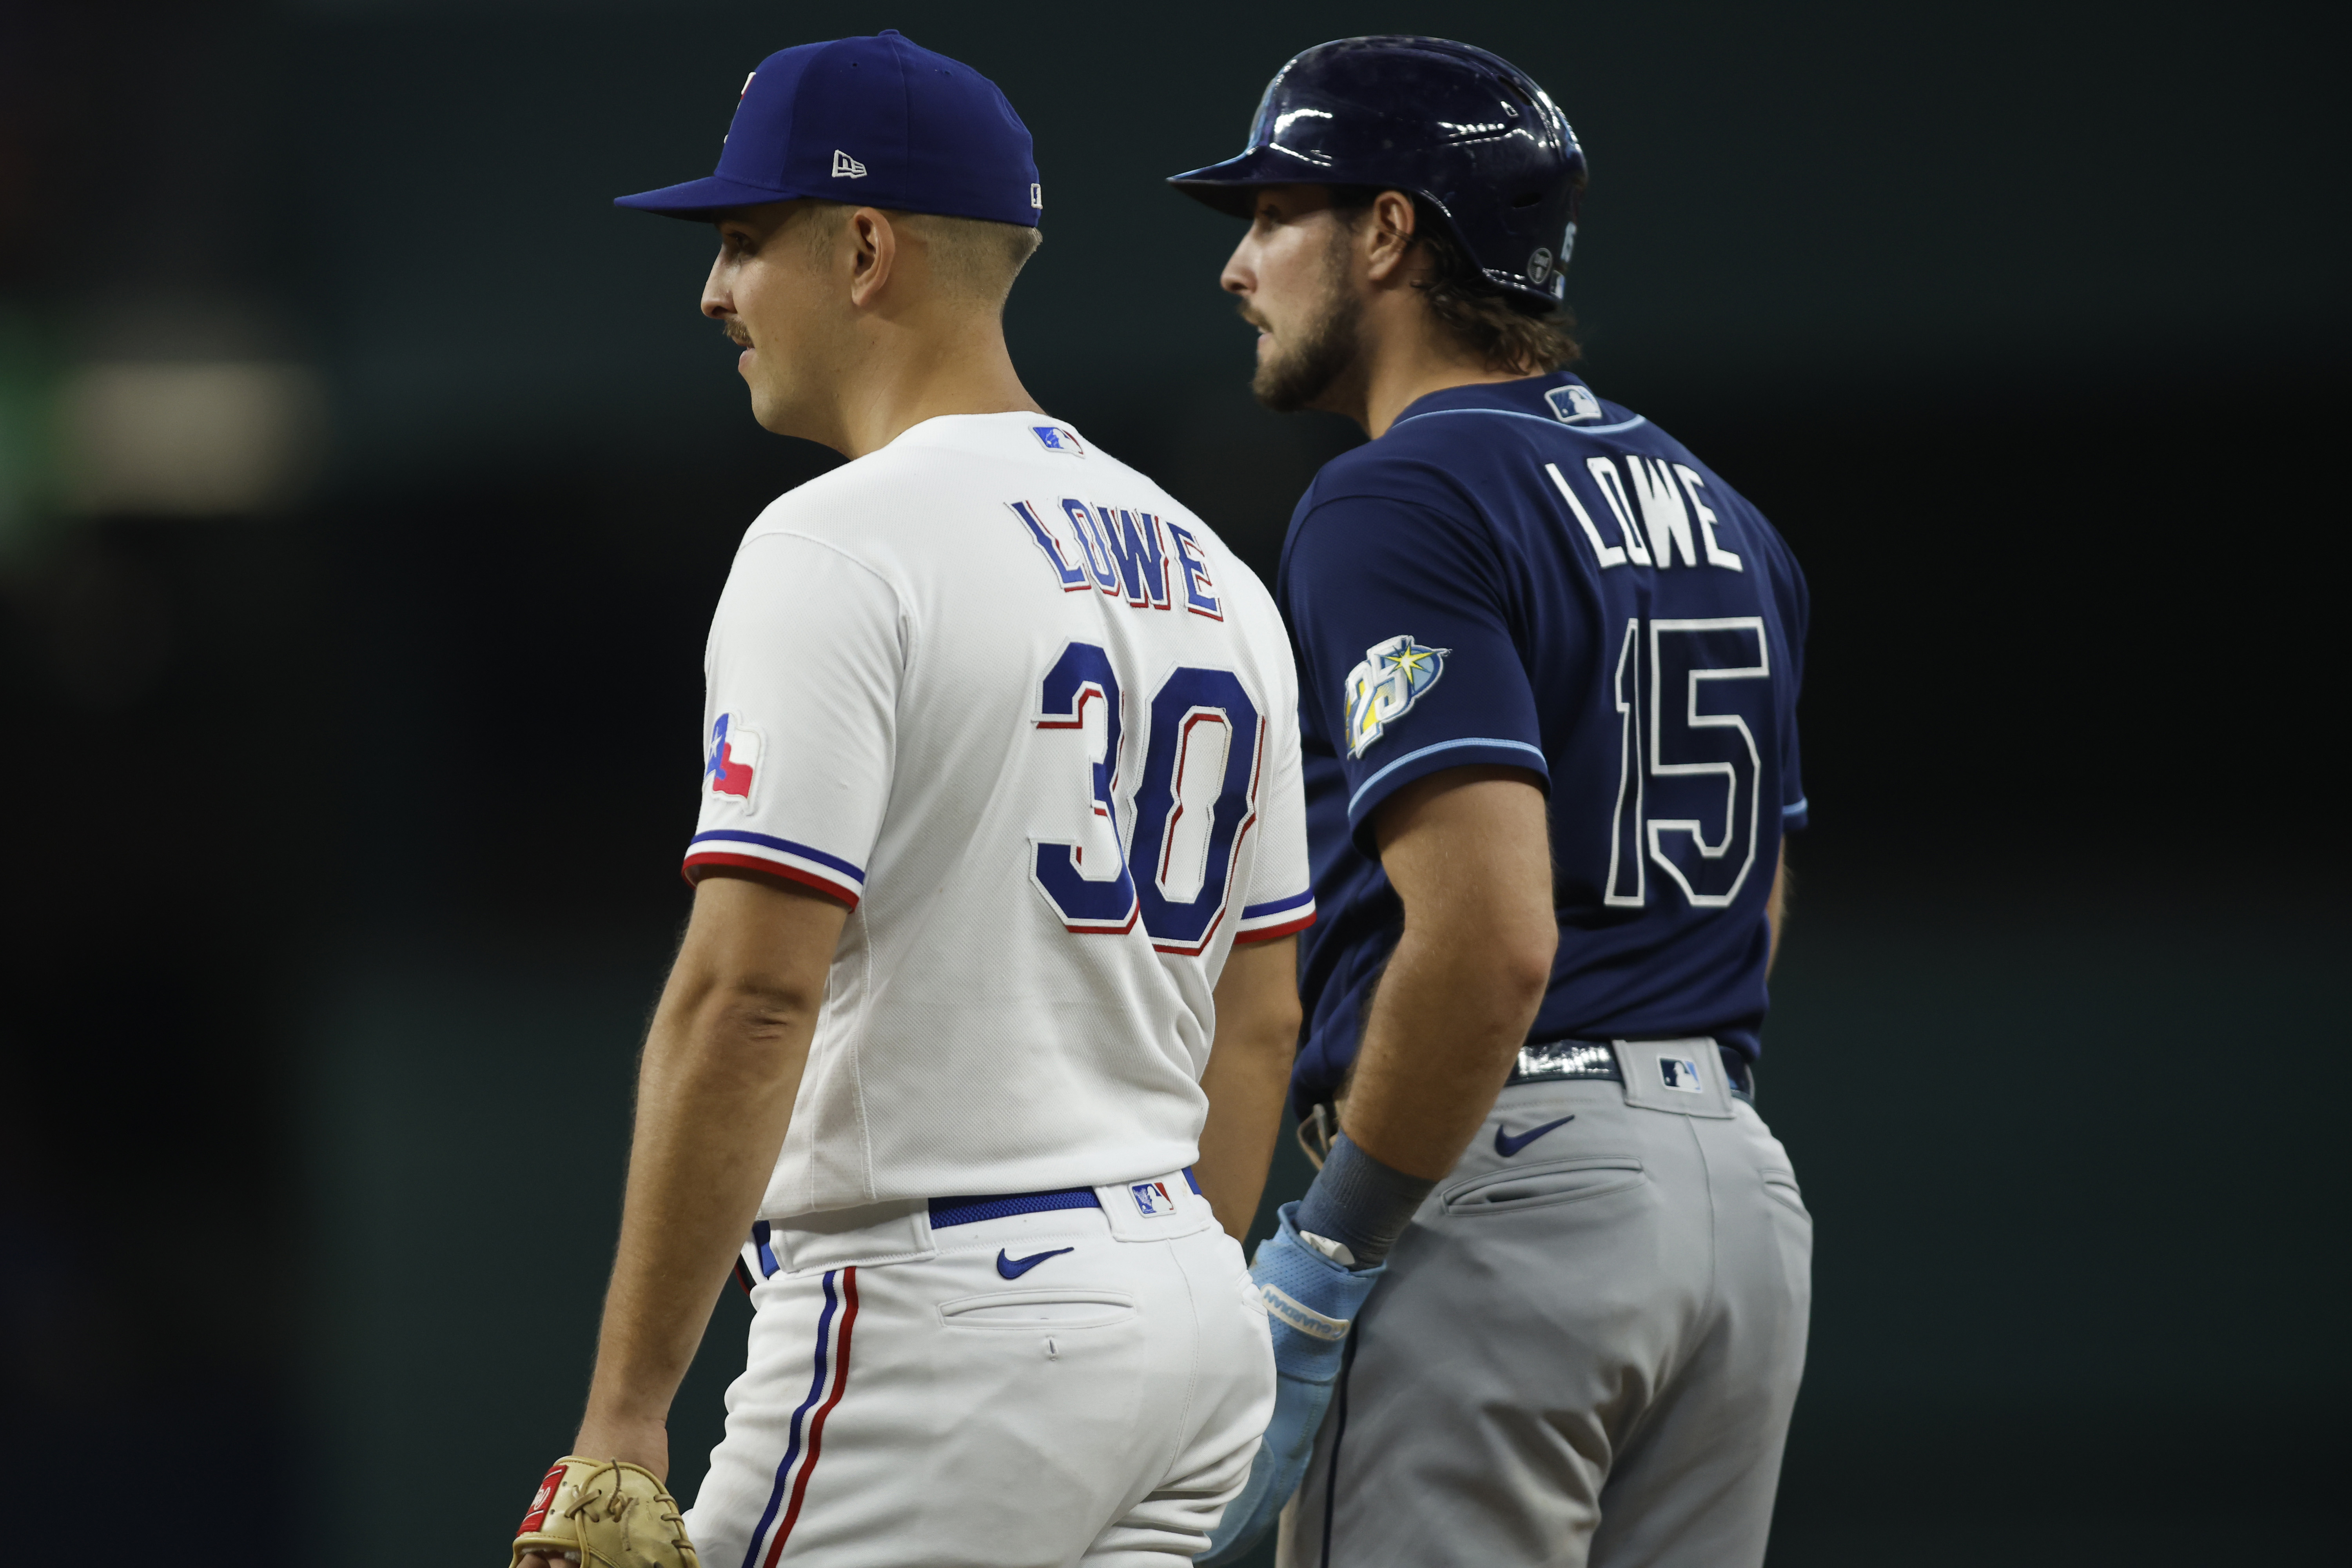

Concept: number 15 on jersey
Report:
left=1606, top=616, right=1775, bottom=911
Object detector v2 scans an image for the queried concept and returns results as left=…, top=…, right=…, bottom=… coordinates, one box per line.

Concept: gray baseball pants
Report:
left=1277, top=1042, right=1813, bottom=1568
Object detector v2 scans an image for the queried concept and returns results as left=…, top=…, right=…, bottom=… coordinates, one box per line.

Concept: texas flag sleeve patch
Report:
left=682, top=530, right=901, bottom=910
left=704, top=712, right=760, bottom=804
left=682, top=711, right=866, bottom=905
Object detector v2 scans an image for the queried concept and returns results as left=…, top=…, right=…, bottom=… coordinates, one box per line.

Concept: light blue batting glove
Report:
left=1199, top=1201, right=1385, bottom=1566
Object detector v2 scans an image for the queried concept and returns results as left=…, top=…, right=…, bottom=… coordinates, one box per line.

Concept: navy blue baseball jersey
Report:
left=1281, top=371, right=1809, bottom=1118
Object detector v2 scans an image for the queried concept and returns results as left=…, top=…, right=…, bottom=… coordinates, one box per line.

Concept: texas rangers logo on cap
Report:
left=705, top=713, right=761, bottom=804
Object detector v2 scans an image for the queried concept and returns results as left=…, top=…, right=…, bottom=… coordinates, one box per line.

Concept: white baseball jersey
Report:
left=685, top=412, right=1314, bottom=1220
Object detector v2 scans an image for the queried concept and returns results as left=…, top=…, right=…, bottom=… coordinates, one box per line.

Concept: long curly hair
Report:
left=1334, top=187, right=1582, bottom=377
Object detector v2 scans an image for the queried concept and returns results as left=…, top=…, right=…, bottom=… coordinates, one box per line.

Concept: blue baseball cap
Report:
left=615, top=31, right=1041, bottom=227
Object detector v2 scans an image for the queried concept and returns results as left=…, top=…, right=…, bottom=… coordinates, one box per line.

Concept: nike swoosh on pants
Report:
left=997, top=1246, right=1074, bottom=1279
left=1493, top=1114, right=1577, bottom=1157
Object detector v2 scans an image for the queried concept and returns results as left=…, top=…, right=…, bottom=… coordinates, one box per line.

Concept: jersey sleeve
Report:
left=682, top=531, right=904, bottom=904
left=1232, top=658, right=1316, bottom=945
left=1767, top=527, right=1811, bottom=833
left=1285, top=494, right=1548, bottom=857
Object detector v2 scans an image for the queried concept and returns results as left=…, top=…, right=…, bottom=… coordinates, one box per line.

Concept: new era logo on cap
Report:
left=1658, top=1055, right=1706, bottom=1093
left=831, top=149, right=867, bottom=179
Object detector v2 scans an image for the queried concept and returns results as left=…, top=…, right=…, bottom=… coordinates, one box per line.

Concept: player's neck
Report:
left=1361, top=341, right=1523, bottom=441
left=826, top=316, right=1042, bottom=460
left=1332, top=300, right=1524, bottom=440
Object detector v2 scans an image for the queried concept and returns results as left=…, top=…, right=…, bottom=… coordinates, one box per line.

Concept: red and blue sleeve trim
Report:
left=683, top=829, right=866, bottom=906
left=1234, top=888, right=1316, bottom=944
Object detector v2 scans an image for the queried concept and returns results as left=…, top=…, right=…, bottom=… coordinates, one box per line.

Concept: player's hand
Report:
left=1200, top=1201, right=1385, bottom=1566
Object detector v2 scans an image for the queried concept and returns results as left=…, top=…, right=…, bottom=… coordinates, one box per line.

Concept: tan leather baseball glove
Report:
left=508, top=1457, right=701, bottom=1568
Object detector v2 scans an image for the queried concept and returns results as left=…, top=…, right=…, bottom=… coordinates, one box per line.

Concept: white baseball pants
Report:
left=686, top=1172, right=1275, bottom=1568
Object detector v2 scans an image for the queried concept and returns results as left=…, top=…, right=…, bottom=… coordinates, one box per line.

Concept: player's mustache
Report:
left=1235, top=302, right=1272, bottom=334
left=720, top=321, right=753, bottom=348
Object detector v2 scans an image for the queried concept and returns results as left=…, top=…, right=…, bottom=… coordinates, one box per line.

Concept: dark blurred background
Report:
left=2, top=1, right=2344, bottom=1563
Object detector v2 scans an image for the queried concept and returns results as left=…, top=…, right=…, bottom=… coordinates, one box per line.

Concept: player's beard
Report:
left=1250, top=243, right=1363, bottom=414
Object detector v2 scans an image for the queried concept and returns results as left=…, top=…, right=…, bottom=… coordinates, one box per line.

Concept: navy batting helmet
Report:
left=1168, top=36, right=1586, bottom=309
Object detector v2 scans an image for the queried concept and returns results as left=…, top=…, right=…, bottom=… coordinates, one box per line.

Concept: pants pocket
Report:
left=1760, top=1167, right=1810, bottom=1220
left=936, top=1288, right=1137, bottom=1329
left=1439, top=1156, right=1646, bottom=1215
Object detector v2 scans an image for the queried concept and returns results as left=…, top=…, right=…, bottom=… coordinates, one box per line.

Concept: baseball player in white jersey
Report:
left=507, top=33, right=1312, bottom=1568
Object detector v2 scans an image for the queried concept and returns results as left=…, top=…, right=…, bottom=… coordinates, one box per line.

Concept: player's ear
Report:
left=847, top=207, right=898, bottom=308
left=1363, top=189, right=1419, bottom=284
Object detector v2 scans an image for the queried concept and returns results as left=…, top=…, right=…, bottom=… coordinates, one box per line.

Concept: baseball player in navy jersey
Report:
left=506, top=33, right=1321, bottom=1568
left=1168, top=37, right=1813, bottom=1568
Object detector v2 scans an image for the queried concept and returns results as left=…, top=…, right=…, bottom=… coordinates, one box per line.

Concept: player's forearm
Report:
left=1195, top=938, right=1303, bottom=1238
left=583, top=976, right=817, bottom=1432
left=579, top=875, right=846, bottom=1450
left=1335, top=774, right=1556, bottom=1183
left=1341, top=914, right=1553, bottom=1181
left=1195, top=1046, right=1289, bottom=1239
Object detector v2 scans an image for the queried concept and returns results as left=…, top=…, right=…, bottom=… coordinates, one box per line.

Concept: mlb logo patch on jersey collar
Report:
left=1130, top=1179, right=1178, bottom=1217
left=1657, top=1054, right=1706, bottom=1093
left=1031, top=424, right=1084, bottom=456
left=1546, top=383, right=1604, bottom=423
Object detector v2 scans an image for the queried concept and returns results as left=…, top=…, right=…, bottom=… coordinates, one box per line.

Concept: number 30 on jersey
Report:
left=1030, top=641, right=1263, bottom=955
